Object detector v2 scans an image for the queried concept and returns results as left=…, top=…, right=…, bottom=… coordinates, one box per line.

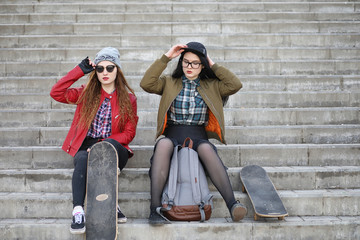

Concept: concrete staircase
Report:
left=0, top=0, right=360, bottom=239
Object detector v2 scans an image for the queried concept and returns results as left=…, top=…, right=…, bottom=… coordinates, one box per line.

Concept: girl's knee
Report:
left=74, top=151, right=88, bottom=168
left=197, top=142, right=215, bottom=152
left=156, top=137, right=174, bottom=150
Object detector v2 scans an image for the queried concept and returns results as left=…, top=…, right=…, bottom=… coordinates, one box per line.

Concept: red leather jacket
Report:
left=50, top=66, right=138, bottom=157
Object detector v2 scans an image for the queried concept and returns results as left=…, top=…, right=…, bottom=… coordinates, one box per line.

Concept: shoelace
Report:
left=74, top=213, right=84, bottom=224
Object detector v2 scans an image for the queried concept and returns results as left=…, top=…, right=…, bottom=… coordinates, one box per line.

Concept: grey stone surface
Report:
left=0, top=0, right=359, bottom=238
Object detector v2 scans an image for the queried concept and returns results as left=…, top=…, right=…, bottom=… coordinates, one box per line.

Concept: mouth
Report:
left=103, top=77, right=109, bottom=81
left=186, top=71, right=192, bottom=74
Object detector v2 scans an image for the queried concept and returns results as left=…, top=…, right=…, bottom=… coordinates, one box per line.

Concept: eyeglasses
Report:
left=182, top=60, right=202, bottom=69
left=95, top=65, right=116, bottom=73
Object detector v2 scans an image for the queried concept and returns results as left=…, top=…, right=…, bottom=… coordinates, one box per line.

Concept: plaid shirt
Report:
left=87, top=97, right=112, bottom=138
left=168, top=76, right=208, bottom=125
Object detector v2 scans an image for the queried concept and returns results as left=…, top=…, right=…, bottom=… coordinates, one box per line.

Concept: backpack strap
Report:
left=159, top=144, right=179, bottom=215
left=188, top=139, right=210, bottom=222
left=167, top=144, right=179, bottom=202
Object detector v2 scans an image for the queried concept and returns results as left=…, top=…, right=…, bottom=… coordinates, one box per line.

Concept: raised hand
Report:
left=165, top=44, right=188, bottom=60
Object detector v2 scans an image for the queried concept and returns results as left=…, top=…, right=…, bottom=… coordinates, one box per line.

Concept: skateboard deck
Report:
left=240, top=165, right=288, bottom=221
left=85, top=141, right=118, bottom=240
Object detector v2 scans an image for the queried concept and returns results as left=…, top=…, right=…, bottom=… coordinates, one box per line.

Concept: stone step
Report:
left=1, top=47, right=360, bottom=62
left=1, top=144, right=359, bottom=169
left=0, top=166, right=358, bottom=193
left=0, top=107, right=359, bottom=128
left=0, top=189, right=359, bottom=219
left=2, top=59, right=359, bottom=77
left=1, top=216, right=359, bottom=240
left=0, top=91, right=358, bottom=110
left=1, top=12, right=360, bottom=24
left=2, top=34, right=359, bottom=48
left=2, top=22, right=360, bottom=36
left=1, top=125, right=360, bottom=146
left=1, top=75, right=359, bottom=93
left=1, top=2, right=358, bottom=14
left=3, top=0, right=358, bottom=3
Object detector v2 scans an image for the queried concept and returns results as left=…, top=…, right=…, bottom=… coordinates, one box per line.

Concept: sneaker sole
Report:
left=232, top=206, right=247, bottom=222
left=149, top=219, right=171, bottom=225
left=70, top=227, right=86, bottom=235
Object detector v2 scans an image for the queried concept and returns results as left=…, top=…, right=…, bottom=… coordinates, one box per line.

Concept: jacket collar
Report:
left=101, top=88, right=116, bottom=99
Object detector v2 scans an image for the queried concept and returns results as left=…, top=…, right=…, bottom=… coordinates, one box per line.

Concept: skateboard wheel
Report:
left=254, top=214, right=259, bottom=221
left=241, top=186, right=246, bottom=193
left=278, top=216, right=285, bottom=220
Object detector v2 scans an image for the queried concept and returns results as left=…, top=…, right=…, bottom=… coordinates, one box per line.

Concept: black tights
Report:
left=150, top=137, right=236, bottom=211
left=72, top=138, right=129, bottom=208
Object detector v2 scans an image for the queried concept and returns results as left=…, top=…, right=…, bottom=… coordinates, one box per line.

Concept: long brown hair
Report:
left=77, top=67, right=136, bottom=130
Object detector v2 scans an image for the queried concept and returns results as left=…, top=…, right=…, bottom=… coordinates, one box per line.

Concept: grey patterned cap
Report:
left=94, top=47, right=122, bottom=69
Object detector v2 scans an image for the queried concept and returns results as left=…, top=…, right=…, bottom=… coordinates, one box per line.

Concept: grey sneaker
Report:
left=117, top=206, right=127, bottom=223
left=230, top=201, right=247, bottom=222
left=148, top=209, right=171, bottom=225
left=70, top=212, right=86, bottom=234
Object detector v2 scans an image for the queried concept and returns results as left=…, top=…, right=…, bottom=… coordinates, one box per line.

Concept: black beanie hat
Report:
left=183, top=42, right=207, bottom=57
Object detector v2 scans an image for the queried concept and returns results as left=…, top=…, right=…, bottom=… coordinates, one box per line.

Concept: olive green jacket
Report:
left=140, top=54, right=242, bottom=144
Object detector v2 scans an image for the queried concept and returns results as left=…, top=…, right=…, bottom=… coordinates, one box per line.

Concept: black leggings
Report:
left=149, top=124, right=237, bottom=211
left=72, top=137, right=129, bottom=207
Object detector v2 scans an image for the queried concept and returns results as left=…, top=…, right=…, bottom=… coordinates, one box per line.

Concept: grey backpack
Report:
left=158, top=138, right=213, bottom=222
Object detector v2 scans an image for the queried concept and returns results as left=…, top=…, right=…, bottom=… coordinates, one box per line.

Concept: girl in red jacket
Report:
left=50, top=47, right=138, bottom=234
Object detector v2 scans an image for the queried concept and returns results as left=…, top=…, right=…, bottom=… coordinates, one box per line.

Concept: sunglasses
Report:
left=95, top=65, right=116, bottom=73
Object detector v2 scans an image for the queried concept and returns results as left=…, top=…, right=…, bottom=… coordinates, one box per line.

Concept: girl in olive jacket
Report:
left=140, top=42, right=247, bottom=224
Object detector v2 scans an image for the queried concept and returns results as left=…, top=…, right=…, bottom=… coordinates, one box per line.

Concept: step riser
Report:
left=1, top=217, right=359, bottom=240
left=1, top=108, right=359, bottom=128
left=2, top=35, right=360, bottom=48
left=2, top=22, right=360, bottom=36
left=1, top=76, right=359, bottom=93
left=1, top=2, right=358, bottom=14
left=2, top=61, right=360, bottom=77
left=1, top=49, right=360, bottom=61
left=0, top=191, right=359, bottom=219
left=1, top=12, right=360, bottom=24
left=1, top=145, right=360, bottom=169
left=1, top=167, right=358, bottom=193
left=1, top=126, right=360, bottom=146
left=1, top=92, right=359, bottom=110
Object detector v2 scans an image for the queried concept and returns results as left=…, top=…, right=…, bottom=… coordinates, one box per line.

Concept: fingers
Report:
left=207, top=55, right=215, bottom=67
left=165, top=44, right=188, bottom=59
left=88, top=59, right=96, bottom=68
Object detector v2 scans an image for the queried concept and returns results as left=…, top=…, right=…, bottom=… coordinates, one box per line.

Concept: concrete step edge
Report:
left=1, top=106, right=360, bottom=112
left=0, top=216, right=359, bottom=240
left=1, top=189, right=359, bottom=198
left=1, top=143, right=360, bottom=150
left=1, top=124, right=360, bottom=131
left=1, top=165, right=360, bottom=174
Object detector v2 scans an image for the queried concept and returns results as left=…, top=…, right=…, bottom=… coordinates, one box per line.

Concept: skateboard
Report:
left=240, top=165, right=288, bottom=221
left=85, top=141, right=118, bottom=240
